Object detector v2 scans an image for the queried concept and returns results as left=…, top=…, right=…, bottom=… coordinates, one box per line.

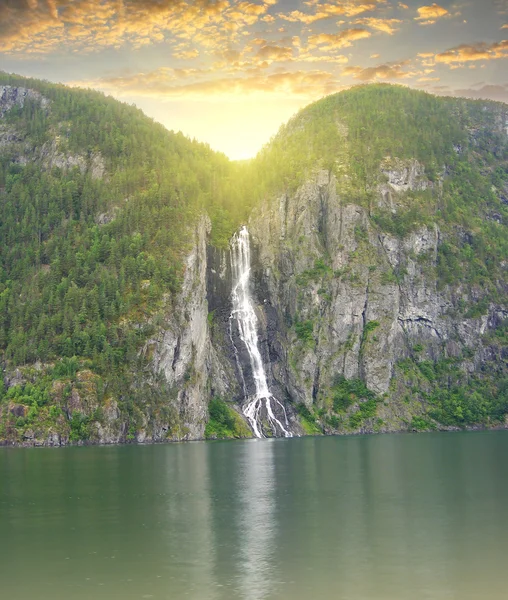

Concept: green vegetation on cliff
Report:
left=204, top=398, right=251, bottom=439
left=0, top=72, right=245, bottom=443
left=252, top=84, right=506, bottom=434
left=255, top=84, right=507, bottom=292
left=0, top=77, right=507, bottom=444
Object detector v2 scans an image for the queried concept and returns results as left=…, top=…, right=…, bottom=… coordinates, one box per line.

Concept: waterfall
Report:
left=229, top=226, right=292, bottom=438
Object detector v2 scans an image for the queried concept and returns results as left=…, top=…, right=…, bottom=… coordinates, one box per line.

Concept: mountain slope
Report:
left=0, top=73, right=240, bottom=444
left=243, top=84, right=507, bottom=433
left=0, top=78, right=507, bottom=445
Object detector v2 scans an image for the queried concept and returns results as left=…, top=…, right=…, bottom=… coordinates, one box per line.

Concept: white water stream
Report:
left=229, top=226, right=292, bottom=438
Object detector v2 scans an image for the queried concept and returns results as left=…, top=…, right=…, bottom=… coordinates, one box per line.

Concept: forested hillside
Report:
left=254, top=85, right=507, bottom=293
left=0, top=76, right=506, bottom=445
left=0, top=72, right=250, bottom=443
left=245, top=84, right=507, bottom=434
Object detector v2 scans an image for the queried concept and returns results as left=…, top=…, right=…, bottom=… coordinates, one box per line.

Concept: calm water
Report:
left=1, top=432, right=508, bottom=600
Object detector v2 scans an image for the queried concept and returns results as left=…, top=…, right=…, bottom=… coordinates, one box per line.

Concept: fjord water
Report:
left=1, top=433, right=508, bottom=600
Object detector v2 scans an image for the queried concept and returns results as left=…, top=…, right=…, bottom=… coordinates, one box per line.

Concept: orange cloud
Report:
left=72, top=67, right=340, bottom=99
left=279, top=10, right=330, bottom=24
left=0, top=0, right=274, bottom=55
left=308, top=28, right=371, bottom=50
left=256, top=45, right=293, bottom=61
left=173, top=48, right=200, bottom=59
left=353, top=17, right=403, bottom=35
left=434, top=40, right=508, bottom=64
left=343, top=60, right=414, bottom=81
left=415, top=3, right=449, bottom=25
left=279, top=1, right=382, bottom=24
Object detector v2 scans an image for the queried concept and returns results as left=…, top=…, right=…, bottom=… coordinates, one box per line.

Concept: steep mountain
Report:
left=244, top=86, right=508, bottom=434
left=0, top=73, right=243, bottom=444
left=0, top=76, right=506, bottom=445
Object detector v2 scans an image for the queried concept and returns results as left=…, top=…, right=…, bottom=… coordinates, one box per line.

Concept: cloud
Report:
left=256, top=44, right=293, bottom=61
left=279, top=10, right=331, bottom=24
left=308, top=28, right=371, bottom=50
left=342, top=60, right=414, bottom=81
left=430, top=83, right=508, bottom=103
left=452, top=84, right=508, bottom=102
left=495, top=0, right=508, bottom=15
left=0, top=0, right=275, bottom=55
left=353, top=17, right=403, bottom=35
left=297, top=53, right=349, bottom=64
left=71, top=67, right=340, bottom=99
left=173, top=48, right=200, bottom=59
left=415, top=3, right=449, bottom=25
left=433, top=40, right=508, bottom=64
left=279, top=1, right=383, bottom=24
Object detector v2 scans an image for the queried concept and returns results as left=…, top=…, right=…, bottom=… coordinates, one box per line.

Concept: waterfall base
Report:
left=243, top=395, right=293, bottom=438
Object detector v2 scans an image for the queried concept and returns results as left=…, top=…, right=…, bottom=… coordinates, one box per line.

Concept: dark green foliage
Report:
left=349, top=399, right=378, bottom=429
left=209, top=398, right=236, bottom=430
left=0, top=72, right=250, bottom=442
left=69, top=412, right=91, bottom=442
left=294, top=320, right=314, bottom=344
left=331, top=376, right=377, bottom=412
left=0, top=73, right=245, bottom=388
left=256, top=83, right=507, bottom=301
left=396, top=354, right=508, bottom=427
left=296, top=258, right=333, bottom=285
left=0, top=72, right=250, bottom=374
left=254, top=84, right=470, bottom=198
left=3, top=381, right=50, bottom=407
left=410, top=416, right=436, bottom=431
left=363, top=320, right=380, bottom=335
left=52, top=357, right=79, bottom=379
left=204, top=398, right=250, bottom=439
left=464, top=299, right=490, bottom=319
left=295, top=403, right=322, bottom=435
left=371, top=204, right=432, bottom=238
left=296, top=402, right=316, bottom=423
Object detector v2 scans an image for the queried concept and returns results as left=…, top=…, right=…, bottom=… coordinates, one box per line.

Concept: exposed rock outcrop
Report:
left=243, top=169, right=505, bottom=432
left=146, top=215, right=240, bottom=441
left=0, top=85, right=104, bottom=179
left=0, top=85, right=50, bottom=117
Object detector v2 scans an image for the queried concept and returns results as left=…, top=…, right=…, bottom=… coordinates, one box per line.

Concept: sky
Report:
left=1, top=0, right=508, bottom=159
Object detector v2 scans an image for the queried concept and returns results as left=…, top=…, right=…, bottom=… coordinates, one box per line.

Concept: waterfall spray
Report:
left=229, top=226, right=292, bottom=438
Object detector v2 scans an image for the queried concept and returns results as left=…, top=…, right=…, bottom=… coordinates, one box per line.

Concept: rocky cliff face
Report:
left=1, top=81, right=506, bottom=444
left=0, top=85, right=50, bottom=117
left=0, top=85, right=104, bottom=177
left=146, top=215, right=238, bottom=441
left=243, top=164, right=506, bottom=433
left=145, top=158, right=503, bottom=439
left=9, top=159, right=503, bottom=445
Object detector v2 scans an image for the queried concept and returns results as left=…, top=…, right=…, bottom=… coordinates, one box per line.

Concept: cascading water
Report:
left=229, top=226, right=292, bottom=438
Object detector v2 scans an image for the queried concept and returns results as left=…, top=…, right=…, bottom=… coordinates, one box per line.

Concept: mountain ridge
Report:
left=0, top=74, right=506, bottom=445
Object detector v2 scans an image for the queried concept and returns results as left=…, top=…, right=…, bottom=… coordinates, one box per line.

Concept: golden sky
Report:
left=1, top=0, right=508, bottom=159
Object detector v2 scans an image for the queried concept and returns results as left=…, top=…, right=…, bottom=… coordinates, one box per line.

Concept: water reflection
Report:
left=1, top=433, right=508, bottom=600
left=236, top=439, right=277, bottom=600
left=161, top=443, right=219, bottom=600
